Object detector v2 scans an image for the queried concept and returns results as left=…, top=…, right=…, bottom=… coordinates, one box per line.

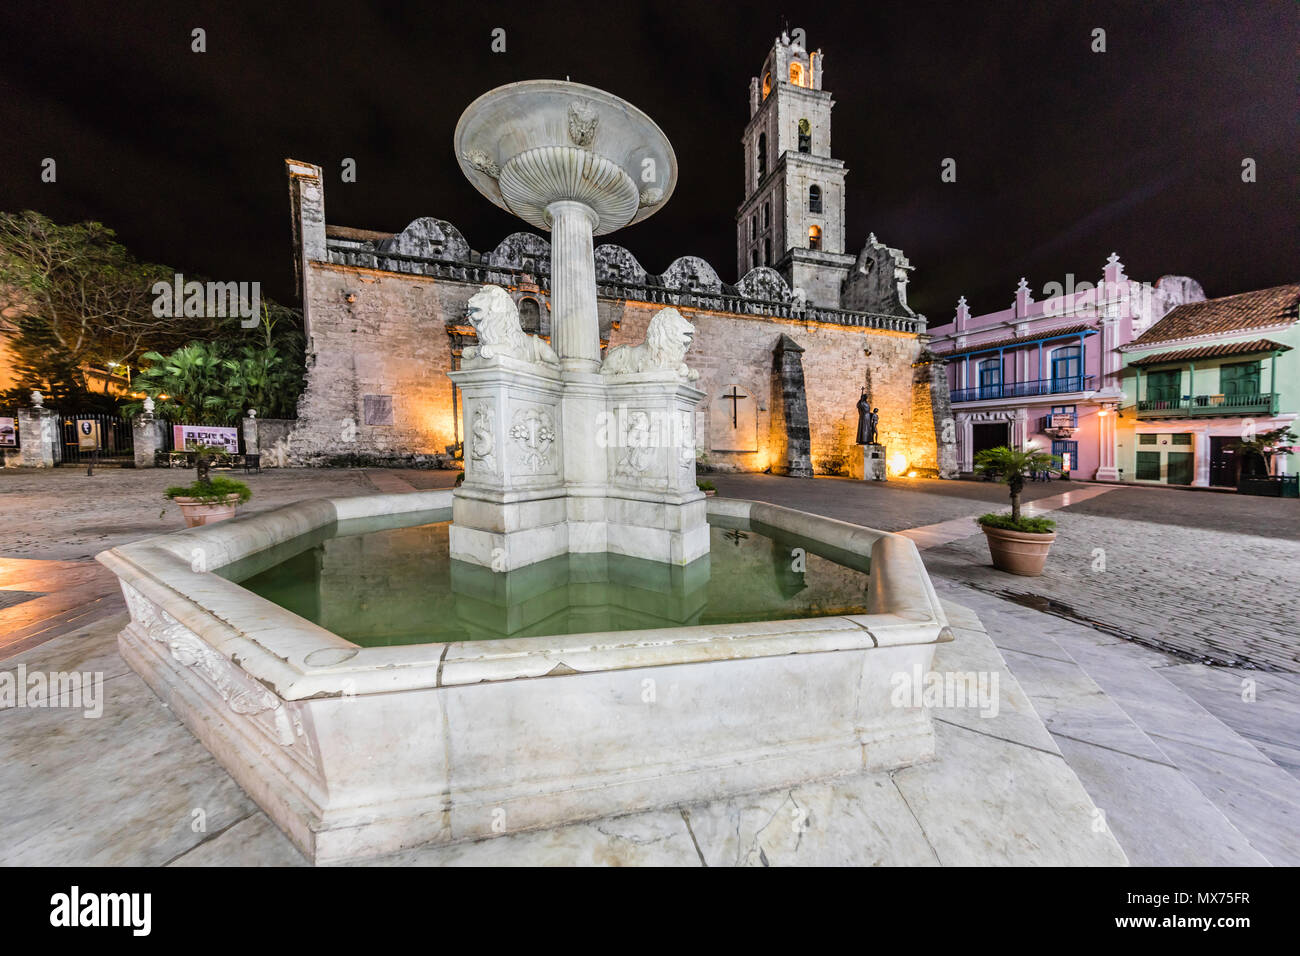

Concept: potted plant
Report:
left=974, top=444, right=1061, bottom=576
left=165, top=444, right=252, bottom=527
left=697, top=478, right=717, bottom=497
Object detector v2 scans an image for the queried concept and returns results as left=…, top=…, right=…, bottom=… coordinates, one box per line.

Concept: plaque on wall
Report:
left=363, top=394, right=394, bottom=426
left=710, top=385, right=758, bottom=452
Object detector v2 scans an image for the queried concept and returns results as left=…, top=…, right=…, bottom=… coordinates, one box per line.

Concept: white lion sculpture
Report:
left=602, top=306, right=699, bottom=381
left=463, top=285, right=559, bottom=368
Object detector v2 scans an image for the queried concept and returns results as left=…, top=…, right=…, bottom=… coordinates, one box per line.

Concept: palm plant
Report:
left=974, top=444, right=1060, bottom=524
left=120, top=304, right=304, bottom=423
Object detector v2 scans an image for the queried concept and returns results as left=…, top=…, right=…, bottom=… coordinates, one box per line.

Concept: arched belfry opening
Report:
left=736, top=32, right=848, bottom=302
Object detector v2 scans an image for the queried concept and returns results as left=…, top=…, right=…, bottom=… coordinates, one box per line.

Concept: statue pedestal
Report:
left=849, top=443, right=887, bottom=481
left=449, top=357, right=707, bottom=572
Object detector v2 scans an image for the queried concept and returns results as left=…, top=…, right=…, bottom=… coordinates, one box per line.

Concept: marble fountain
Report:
left=96, top=81, right=952, bottom=863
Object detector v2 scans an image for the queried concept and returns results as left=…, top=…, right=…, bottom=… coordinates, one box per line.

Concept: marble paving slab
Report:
left=0, top=596, right=1127, bottom=866
left=1158, top=663, right=1300, bottom=781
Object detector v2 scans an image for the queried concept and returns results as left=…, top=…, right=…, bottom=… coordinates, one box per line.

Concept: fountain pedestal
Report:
left=450, top=80, right=707, bottom=572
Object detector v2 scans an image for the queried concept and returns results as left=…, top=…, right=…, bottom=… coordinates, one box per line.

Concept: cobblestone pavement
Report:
left=0, top=466, right=456, bottom=561
left=713, top=473, right=1300, bottom=672
left=2, top=467, right=1297, bottom=671
left=0, top=466, right=457, bottom=656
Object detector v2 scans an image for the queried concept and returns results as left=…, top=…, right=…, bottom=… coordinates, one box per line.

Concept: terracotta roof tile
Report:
left=1128, top=339, right=1292, bottom=367
left=1132, top=284, right=1299, bottom=344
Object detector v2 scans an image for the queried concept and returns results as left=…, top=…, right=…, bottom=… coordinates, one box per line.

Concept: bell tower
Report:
left=736, top=32, right=855, bottom=307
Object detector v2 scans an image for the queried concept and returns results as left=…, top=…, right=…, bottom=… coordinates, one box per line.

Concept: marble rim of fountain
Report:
left=96, top=491, right=953, bottom=702
left=498, top=146, right=639, bottom=235
left=454, top=79, right=677, bottom=234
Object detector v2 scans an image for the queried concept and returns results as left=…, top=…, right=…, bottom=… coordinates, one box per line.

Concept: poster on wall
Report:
left=0, top=417, right=17, bottom=448
left=77, top=419, right=102, bottom=450
left=173, top=425, right=239, bottom=453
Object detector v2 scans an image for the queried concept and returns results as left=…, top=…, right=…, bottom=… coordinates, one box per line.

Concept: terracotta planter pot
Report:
left=980, top=524, right=1057, bottom=576
left=172, top=494, right=243, bottom=528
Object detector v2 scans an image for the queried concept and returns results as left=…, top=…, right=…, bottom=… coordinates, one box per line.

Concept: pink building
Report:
left=928, top=255, right=1204, bottom=479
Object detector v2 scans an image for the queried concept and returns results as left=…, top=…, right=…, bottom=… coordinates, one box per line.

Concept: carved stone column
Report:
left=547, top=200, right=602, bottom=373
left=133, top=414, right=165, bottom=468
left=1094, top=405, right=1120, bottom=481
left=17, top=407, right=57, bottom=468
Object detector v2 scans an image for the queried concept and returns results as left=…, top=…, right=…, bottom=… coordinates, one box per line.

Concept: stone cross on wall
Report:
left=723, top=385, right=744, bottom=427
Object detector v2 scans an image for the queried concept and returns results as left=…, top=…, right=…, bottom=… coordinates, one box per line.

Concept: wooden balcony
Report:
left=1136, top=392, right=1278, bottom=418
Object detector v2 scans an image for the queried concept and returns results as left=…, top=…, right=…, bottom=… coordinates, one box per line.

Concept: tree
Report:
left=1234, top=425, right=1297, bottom=478
left=0, top=211, right=193, bottom=386
left=974, top=444, right=1061, bottom=522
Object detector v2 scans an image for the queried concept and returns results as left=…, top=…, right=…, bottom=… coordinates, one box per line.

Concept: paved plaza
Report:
left=1, top=466, right=1297, bottom=865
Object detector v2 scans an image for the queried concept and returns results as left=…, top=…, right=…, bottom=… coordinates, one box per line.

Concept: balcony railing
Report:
left=950, top=375, right=1094, bottom=403
left=1039, top=412, right=1079, bottom=431
left=1136, top=392, right=1278, bottom=418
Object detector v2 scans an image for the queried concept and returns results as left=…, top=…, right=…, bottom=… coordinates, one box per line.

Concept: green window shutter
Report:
left=1135, top=451, right=1162, bottom=480
left=1139, top=434, right=1157, bottom=445
left=1219, top=361, right=1260, bottom=396
left=1171, top=433, right=1192, bottom=445
left=1146, top=369, right=1181, bottom=403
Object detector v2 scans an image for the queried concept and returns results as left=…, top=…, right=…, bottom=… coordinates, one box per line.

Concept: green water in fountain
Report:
left=218, top=514, right=871, bottom=646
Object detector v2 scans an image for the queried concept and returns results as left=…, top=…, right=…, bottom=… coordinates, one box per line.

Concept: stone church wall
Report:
left=283, top=257, right=944, bottom=476
left=602, top=299, right=937, bottom=476
left=287, top=261, right=464, bottom=466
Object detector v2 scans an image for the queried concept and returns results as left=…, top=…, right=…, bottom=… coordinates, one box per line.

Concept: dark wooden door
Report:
left=1167, top=452, right=1194, bottom=486
left=1209, top=436, right=1237, bottom=487
left=972, top=423, right=1009, bottom=459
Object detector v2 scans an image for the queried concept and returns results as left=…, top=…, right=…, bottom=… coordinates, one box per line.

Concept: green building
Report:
left=1115, top=284, right=1298, bottom=487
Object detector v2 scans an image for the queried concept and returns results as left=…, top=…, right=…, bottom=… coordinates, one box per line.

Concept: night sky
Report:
left=1, top=0, right=1295, bottom=324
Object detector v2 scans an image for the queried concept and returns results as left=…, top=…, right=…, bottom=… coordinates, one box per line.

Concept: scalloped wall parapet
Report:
left=330, top=218, right=917, bottom=323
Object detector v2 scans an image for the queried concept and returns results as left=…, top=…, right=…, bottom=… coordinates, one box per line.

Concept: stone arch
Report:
left=377, top=217, right=471, bottom=270
left=517, top=296, right=543, bottom=333
left=487, top=232, right=551, bottom=275
left=736, top=267, right=792, bottom=303
left=593, top=244, right=647, bottom=285
left=660, top=256, right=723, bottom=294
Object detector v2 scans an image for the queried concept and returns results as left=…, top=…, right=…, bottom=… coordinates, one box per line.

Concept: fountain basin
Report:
left=454, top=79, right=677, bottom=234
left=97, top=491, right=951, bottom=863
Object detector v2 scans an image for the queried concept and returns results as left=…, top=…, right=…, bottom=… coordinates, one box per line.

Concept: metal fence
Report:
left=49, top=410, right=134, bottom=465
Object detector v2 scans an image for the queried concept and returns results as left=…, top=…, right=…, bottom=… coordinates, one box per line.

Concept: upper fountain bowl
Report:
left=454, top=80, right=678, bottom=236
